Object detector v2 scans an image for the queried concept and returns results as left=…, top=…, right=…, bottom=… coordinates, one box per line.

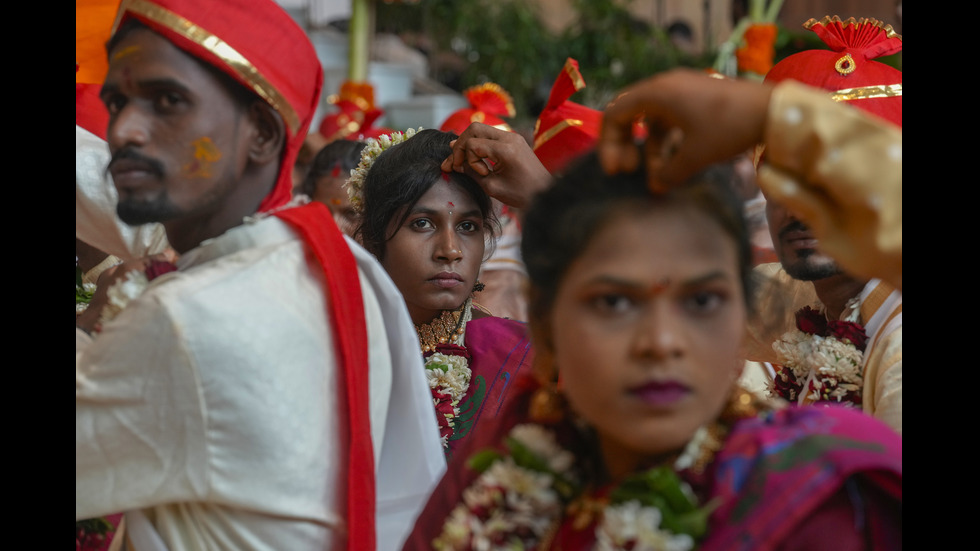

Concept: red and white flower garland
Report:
left=424, top=343, right=473, bottom=449
left=771, top=298, right=868, bottom=406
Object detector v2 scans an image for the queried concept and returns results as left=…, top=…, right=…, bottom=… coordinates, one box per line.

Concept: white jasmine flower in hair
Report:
left=344, top=127, right=422, bottom=212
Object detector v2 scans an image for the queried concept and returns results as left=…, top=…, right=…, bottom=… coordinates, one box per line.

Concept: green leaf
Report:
left=467, top=449, right=503, bottom=472
left=505, top=436, right=552, bottom=473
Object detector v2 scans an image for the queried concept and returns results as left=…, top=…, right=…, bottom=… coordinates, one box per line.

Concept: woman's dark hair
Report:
left=521, top=151, right=756, bottom=326
left=301, top=140, right=367, bottom=197
left=354, top=128, right=500, bottom=259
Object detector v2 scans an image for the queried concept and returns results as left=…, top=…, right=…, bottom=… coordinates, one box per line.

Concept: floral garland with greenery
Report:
left=75, top=515, right=121, bottom=551
left=771, top=299, right=868, bottom=406
left=76, top=264, right=97, bottom=314
left=344, top=127, right=422, bottom=213
left=421, top=296, right=476, bottom=450
left=425, top=343, right=473, bottom=449
left=433, top=423, right=718, bottom=550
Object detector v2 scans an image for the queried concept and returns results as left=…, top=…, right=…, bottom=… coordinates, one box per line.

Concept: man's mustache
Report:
left=106, top=148, right=166, bottom=179
left=778, top=219, right=811, bottom=239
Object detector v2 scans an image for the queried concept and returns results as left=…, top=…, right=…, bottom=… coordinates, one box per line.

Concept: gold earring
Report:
left=721, top=384, right=765, bottom=422
left=530, top=382, right=565, bottom=423
left=529, top=351, right=565, bottom=423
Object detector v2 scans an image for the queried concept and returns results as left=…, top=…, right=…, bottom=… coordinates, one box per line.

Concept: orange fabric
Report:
left=736, top=23, right=778, bottom=75
left=76, top=0, right=121, bottom=138
left=110, top=1, right=375, bottom=548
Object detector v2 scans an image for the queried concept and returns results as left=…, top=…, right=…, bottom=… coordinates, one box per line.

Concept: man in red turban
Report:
left=75, top=1, right=445, bottom=549
left=742, top=16, right=903, bottom=433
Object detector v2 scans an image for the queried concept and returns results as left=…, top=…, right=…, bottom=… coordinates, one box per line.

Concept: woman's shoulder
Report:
left=703, top=406, right=901, bottom=550
left=466, top=314, right=530, bottom=341
left=723, top=405, right=901, bottom=470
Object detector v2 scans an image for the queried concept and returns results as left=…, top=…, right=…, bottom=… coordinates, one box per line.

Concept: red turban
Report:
left=439, top=82, right=515, bottom=134
left=109, top=2, right=374, bottom=548
left=318, top=80, right=394, bottom=142
left=111, top=0, right=324, bottom=210
left=765, top=16, right=902, bottom=128
left=532, top=58, right=602, bottom=174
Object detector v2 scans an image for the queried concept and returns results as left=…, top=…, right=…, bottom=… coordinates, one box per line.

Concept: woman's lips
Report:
left=429, top=272, right=464, bottom=289
left=630, top=381, right=691, bottom=406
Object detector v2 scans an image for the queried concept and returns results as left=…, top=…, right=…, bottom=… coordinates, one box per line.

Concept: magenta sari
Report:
left=403, top=374, right=901, bottom=550
left=445, top=316, right=535, bottom=460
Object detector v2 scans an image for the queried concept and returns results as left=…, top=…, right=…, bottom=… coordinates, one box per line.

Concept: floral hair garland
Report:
left=344, top=127, right=423, bottom=213
left=771, top=299, right=868, bottom=406
left=432, top=423, right=717, bottom=550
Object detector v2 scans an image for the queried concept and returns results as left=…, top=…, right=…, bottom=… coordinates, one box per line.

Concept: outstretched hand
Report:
left=598, top=69, right=773, bottom=192
left=441, top=122, right=552, bottom=209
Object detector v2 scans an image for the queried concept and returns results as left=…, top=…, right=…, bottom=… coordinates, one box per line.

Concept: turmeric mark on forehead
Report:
left=182, top=137, right=222, bottom=178
left=112, top=45, right=142, bottom=62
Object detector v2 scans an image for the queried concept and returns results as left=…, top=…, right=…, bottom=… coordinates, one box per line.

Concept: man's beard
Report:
left=782, top=249, right=843, bottom=281
left=117, top=195, right=182, bottom=226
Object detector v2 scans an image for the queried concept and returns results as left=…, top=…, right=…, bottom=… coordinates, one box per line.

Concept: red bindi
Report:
left=648, top=278, right=670, bottom=295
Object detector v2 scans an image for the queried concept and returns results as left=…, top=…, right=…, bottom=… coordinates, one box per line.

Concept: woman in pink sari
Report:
left=402, top=152, right=901, bottom=550
left=350, top=128, right=534, bottom=460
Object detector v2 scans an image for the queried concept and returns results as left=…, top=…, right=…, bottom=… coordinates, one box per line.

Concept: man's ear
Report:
left=248, top=101, right=286, bottom=164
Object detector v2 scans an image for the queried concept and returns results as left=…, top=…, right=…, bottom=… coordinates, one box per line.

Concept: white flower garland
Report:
left=434, top=423, right=706, bottom=550
left=434, top=424, right=571, bottom=550
left=597, top=501, right=695, bottom=551
left=99, top=269, right=150, bottom=326
left=344, top=127, right=423, bottom=213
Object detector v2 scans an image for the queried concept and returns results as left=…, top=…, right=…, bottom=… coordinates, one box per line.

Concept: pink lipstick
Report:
left=630, top=381, right=690, bottom=406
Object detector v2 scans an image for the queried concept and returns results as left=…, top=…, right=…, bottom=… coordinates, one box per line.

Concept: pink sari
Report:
left=446, top=316, right=534, bottom=460
left=403, top=374, right=902, bottom=551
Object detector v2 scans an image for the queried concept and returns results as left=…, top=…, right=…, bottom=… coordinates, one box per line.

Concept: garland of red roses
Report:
left=772, top=305, right=868, bottom=406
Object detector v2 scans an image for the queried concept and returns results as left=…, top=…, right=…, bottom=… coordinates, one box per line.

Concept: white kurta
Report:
left=76, top=214, right=445, bottom=550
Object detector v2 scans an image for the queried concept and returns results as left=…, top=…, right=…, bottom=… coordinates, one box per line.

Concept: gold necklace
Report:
left=415, top=297, right=471, bottom=353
